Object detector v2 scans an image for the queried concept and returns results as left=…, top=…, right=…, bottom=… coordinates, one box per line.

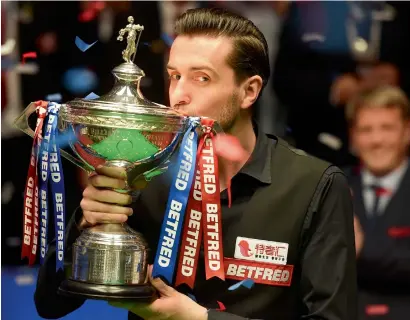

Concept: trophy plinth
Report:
left=59, top=224, right=155, bottom=301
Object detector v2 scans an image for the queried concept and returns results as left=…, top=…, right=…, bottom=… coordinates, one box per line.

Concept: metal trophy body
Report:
left=14, top=17, right=210, bottom=301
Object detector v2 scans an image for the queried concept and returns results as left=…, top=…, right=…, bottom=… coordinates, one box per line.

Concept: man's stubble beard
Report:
left=218, top=92, right=242, bottom=133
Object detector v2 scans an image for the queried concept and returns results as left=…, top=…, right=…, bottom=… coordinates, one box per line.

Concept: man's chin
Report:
left=365, top=160, right=396, bottom=176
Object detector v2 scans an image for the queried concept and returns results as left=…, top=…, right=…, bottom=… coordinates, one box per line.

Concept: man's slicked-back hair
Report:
left=175, top=7, right=270, bottom=90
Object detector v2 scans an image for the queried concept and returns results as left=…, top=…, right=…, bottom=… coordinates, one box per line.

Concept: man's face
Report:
left=351, top=106, right=410, bottom=175
left=167, top=35, right=242, bottom=131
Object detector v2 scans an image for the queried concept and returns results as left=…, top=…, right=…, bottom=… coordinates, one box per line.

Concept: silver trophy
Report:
left=14, top=17, right=221, bottom=301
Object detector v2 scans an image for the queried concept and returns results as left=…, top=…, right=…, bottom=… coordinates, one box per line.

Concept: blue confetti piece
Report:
left=84, top=92, right=100, bottom=100
left=75, top=36, right=98, bottom=52
left=55, top=130, right=77, bottom=149
left=62, top=67, right=98, bottom=95
left=161, top=33, right=174, bottom=47
left=187, top=293, right=197, bottom=302
left=142, top=42, right=151, bottom=47
left=45, top=93, right=62, bottom=102
left=228, top=279, right=254, bottom=291
left=1, top=57, right=17, bottom=70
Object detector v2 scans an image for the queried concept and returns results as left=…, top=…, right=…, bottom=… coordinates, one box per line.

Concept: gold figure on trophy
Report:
left=117, top=16, right=144, bottom=63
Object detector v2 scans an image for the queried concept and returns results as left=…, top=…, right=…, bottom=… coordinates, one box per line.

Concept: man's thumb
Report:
left=149, top=265, right=175, bottom=297
left=151, top=276, right=175, bottom=297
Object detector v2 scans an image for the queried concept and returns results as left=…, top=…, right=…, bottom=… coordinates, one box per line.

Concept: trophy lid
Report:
left=61, top=16, right=184, bottom=129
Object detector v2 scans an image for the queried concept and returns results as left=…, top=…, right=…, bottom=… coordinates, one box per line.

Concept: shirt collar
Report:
left=237, top=124, right=273, bottom=184
left=361, top=158, right=409, bottom=193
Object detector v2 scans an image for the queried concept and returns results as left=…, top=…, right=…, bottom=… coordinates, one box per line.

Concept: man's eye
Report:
left=169, top=74, right=181, bottom=80
left=195, top=76, right=209, bottom=82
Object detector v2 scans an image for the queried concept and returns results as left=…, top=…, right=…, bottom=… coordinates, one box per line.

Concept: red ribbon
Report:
left=199, top=119, right=225, bottom=281
left=175, top=118, right=225, bottom=287
left=22, top=101, right=48, bottom=265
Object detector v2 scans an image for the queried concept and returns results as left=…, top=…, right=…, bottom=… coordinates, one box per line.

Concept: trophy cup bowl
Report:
left=13, top=18, right=205, bottom=301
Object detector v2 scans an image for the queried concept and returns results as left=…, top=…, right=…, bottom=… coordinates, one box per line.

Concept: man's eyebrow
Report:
left=167, top=64, right=217, bottom=74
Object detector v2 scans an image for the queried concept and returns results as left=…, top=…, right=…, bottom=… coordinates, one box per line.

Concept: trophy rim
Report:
left=65, top=98, right=185, bottom=119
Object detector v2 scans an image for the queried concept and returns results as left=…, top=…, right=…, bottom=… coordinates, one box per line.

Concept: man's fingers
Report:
left=89, top=174, right=127, bottom=189
left=82, top=210, right=128, bottom=224
left=95, top=166, right=127, bottom=180
left=80, top=198, right=133, bottom=216
left=83, top=184, right=132, bottom=205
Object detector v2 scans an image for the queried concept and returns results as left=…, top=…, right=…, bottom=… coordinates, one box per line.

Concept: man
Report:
left=35, top=8, right=357, bottom=320
left=345, top=86, right=410, bottom=320
left=273, top=1, right=410, bottom=167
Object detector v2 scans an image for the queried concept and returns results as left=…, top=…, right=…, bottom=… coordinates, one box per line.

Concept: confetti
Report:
left=228, top=279, right=255, bottom=291
left=216, top=301, right=226, bottom=311
left=22, top=51, right=37, bottom=64
left=78, top=9, right=97, bottom=23
left=187, top=293, right=197, bottom=302
left=318, top=132, right=342, bottom=151
left=78, top=1, right=105, bottom=22
left=55, top=130, right=77, bottom=149
left=84, top=92, right=100, bottom=100
left=1, top=39, right=16, bottom=56
left=75, top=36, right=98, bottom=52
left=1, top=57, right=16, bottom=70
left=161, top=33, right=174, bottom=47
left=45, top=93, right=62, bottom=102
left=63, top=67, right=98, bottom=95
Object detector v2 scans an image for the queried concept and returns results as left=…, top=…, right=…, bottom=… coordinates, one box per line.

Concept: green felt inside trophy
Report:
left=90, top=129, right=160, bottom=162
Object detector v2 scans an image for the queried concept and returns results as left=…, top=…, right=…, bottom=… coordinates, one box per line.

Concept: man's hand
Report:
left=79, top=166, right=146, bottom=227
left=109, top=266, right=208, bottom=320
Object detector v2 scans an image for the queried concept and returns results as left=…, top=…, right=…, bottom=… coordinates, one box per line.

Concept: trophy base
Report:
left=58, top=279, right=156, bottom=302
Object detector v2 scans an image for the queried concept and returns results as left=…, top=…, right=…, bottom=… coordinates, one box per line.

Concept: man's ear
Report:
left=240, top=75, right=263, bottom=110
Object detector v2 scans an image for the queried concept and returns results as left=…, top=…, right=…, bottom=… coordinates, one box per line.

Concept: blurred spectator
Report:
left=344, top=86, right=410, bottom=319
left=273, top=1, right=410, bottom=166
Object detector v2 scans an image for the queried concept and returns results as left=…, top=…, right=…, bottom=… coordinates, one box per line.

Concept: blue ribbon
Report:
left=38, top=104, right=54, bottom=264
left=48, top=103, right=66, bottom=271
left=152, top=120, right=198, bottom=283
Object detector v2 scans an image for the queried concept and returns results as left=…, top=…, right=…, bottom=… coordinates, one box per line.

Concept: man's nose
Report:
left=369, top=129, right=385, bottom=145
left=170, top=80, right=191, bottom=108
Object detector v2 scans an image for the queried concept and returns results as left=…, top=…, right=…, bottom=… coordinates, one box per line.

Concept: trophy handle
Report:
left=13, top=102, right=89, bottom=171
